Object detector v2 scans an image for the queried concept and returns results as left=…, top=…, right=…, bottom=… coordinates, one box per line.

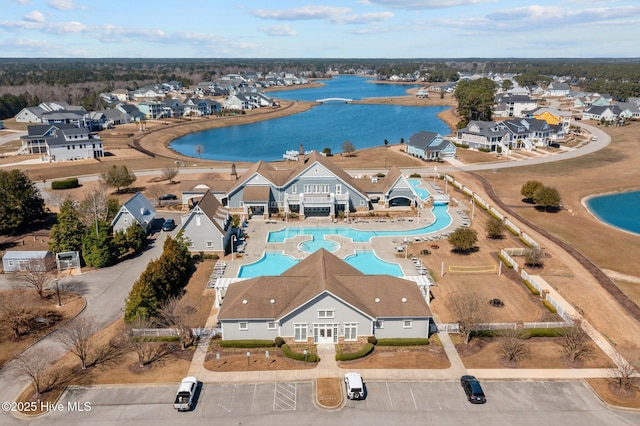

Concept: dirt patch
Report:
left=337, top=340, right=450, bottom=369
left=316, top=378, right=343, bottom=409
left=586, top=378, right=640, bottom=409
left=455, top=335, right=615, bottom=369
left=203, top=341, right=317, bottom=372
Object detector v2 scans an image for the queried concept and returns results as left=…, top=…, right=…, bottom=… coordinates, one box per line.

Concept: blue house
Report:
left=406, top=131, right=456, bottom=160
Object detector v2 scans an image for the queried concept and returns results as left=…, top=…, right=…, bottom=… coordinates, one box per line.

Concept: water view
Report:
left=170, top=75, right=450, bottom=162
left=586, top=191, right=640, bottom=235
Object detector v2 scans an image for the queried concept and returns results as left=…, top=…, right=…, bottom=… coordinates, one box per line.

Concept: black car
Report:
left=162, top=219, right=176, bottom=231
left=159, top=194, right=178, bottom=201
left=460, top=375, right=486, bottom=404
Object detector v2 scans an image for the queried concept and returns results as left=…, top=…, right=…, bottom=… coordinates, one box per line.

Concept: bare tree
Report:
left=161, top=167, right=179, bottom=183
left=559, top=318, right=592, bottom=363
left=498, top=328, right=529, bottom=363
left=55, top=317, right=98, bottom=369
left=449, top=290, right=487, bottom=344
left=156, top=297, right=195, bottom=350
left=15, top=347, right=53, bottom=396
left=610, top=352, right=639, bottom=392
left=11, top=261, right=53, bottom=299
left=147, top=184, right=167, bottom=206
left=194, top=144, right=205, bottom=159
left=525, top=247, right=545, bottom=268
left=341, top=140, right=355, bottom=157
left=123, top=319, right=173, bottom=368
left=0, top=292, right=36, bottom=339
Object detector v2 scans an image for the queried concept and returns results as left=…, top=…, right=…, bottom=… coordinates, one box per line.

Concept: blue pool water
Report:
left=586, top=191, right=640, bottom=235
left=268, top=204, right=451, bottom=243
left=237, top=250, right=403, bottom=278
left=237, top=252, right=299, bottom=278
left=299, top=238, right=339, bottom=253
left=409, top=179, right=430, bottom=200
left=344, top=250, right=403, bottom=277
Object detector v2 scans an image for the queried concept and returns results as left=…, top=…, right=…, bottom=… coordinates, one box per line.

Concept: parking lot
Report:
left=23, top=380, right=640, bottom=426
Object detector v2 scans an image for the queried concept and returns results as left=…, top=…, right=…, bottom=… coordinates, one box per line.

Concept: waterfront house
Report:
left=456, top=121, right=509, bottom=152
left=217, top=249, right=432, bottom=343
left=179, top=190, right=238, bottom=255
left=111, top=192, right=156, bottom=234
left=406, top=131, right=457, bottom=160
left=494, top=94, right=538, bottom=118
left=20, top=124, right=103, bottom=161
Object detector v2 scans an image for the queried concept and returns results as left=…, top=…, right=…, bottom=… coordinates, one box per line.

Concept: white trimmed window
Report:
left=196, top=216, right=201, bottom=226
left=267, top=322, right=276, bottom=330
left=318, top=310, right=335, bottom=319
left=403, top=320, right=413, bottom=329
left=239, top=322, right=248, bottom=331
left=375, top=320, right=384, bottom=329
left=292, top=185, right=297, bottom=194
left=294, top=324, right=307, bottom=341
left=206, top=241, right=214, bottom=248
left=344, top=323, right=358, bottom=341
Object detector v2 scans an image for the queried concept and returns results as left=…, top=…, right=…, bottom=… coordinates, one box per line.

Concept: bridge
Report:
left=316, top=97, right=353, bottom=103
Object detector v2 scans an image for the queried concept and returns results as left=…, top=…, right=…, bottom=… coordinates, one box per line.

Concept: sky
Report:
left=0, top=0, right=639, bottom=58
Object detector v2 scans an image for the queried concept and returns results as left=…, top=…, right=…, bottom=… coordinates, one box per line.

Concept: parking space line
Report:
left=273, top=382, right=297, bottom=411
left=251, top=384, right=257, bottom=412
left=386, top=382, right=393, bottom=409
left=410, top=386, right=417, bottom=411
left=218, top=383, right=236, bottom=413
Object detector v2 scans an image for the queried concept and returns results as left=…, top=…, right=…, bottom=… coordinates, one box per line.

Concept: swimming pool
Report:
left=344, top=250, right=404, bottom=276
left=237, top=252, right=299, bottom=278
left=409, top=179, right=430, bottom=200
left=268, top=203, right=451, bottom=243
left=238, top=250, right=404, bottom=278
left=298, top=238, right=339, bottom=253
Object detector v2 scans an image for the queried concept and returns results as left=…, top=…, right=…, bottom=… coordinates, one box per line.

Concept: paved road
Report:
left=15, top=380, right=640, bottom=425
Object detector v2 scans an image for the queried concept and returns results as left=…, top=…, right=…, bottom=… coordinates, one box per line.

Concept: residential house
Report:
left=546, top=82, right=571, bottom=97
left=494, top=94, right=538, bottom=118
left=179, top=190, right=237, bottom=254
left=456, top=120, right=510, bottom=152
left=111, top=192, right=156, bottom=234
left=582, top=105, right=622, bottom=122
left=224, top=93, right=251, bottom=110
left=111, top=89, right=130, bottom=102
left=116, top=103, right=146, bottom=122
left=137, top=101, right=164, bottom=119
left=2, top=251, right=56, bottom=272
left=20, top=124, right=103, bottom=161
left=616, top=102, right=640, bottom=120
left=217, top=249, right=432, bottom=342
left=15, top=106, right=46, bottom=123
left=406, top=131, right=457, bottom=160
left=501, top=118, right=554, bottom=149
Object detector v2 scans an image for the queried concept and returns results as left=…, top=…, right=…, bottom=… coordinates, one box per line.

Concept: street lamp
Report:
left=54, top=278, right=61, bottom=307
left=231, top=235, right=237, bottom=260
left=303, top=349, right=308, bottom=365
left=433, top=166, right=437, bottom=184
left=246, top=351, right=251, bottom=366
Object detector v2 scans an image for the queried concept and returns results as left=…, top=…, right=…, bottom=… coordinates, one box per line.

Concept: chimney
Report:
left=231, top=163, right=237, bottom=179
left=299, top=143, right=304, bottom=163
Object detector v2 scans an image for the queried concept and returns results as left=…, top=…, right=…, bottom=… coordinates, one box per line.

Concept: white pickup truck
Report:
left=173, top=376, right=198, bottom=411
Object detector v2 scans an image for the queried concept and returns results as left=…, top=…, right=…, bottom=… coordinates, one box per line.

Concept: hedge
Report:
left=523, top=280, right=540, bottom=296
left=496, top=254, right=514, bottom=269
left=219, top=339, right=275, bottom=348
left=542, top=300, right=558, bottom=313
left=522, top=328, right=562, bottom=338
left=375, top=338, right=429, bottom=346
left=335, top=343, right=375, bottom=361
left=51, top=177, right=79, bottom=190
left=281, top=344, right=320, bottom=363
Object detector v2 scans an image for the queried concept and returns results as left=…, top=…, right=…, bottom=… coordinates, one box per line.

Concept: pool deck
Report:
left=221, top=192, right=471, bottom=280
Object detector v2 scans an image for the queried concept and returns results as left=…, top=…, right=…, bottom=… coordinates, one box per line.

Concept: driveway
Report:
left=19, top=380, right=640, bottom=425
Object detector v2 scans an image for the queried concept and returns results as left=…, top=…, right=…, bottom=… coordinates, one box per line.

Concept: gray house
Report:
left=217, top=249, right=432, bottom=343
left=111, top=193, right=156, bottom=234
left=180, top=190, right=238, bottom=254
left=2, top=251, right=55, bottom=272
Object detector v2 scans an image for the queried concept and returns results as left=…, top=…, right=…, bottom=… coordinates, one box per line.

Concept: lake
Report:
left=586, top=191, right=640, bottom=235
left=170, top=75, right=451, bottom=162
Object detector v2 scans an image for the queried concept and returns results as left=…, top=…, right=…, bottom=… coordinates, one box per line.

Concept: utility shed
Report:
left=2, top=251, right=55, bottom=272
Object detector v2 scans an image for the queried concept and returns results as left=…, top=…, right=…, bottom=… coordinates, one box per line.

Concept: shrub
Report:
left=376, top=338, right=429, bottom=346
left=219, top=339, right=275, bottom=348
left=409, top=173, right=421, bottom=178
left=281, top=344, right=320, bottom=362
left=51, top=177, right=79, bottom=190
left=522, top=328, right=562, bottom=338
left=542, top=300, right=557, bottom=313
left=496, top=253, right=514, bottom=268
left=335, top=343, right=375, bottom=361
left=523, top=280, right=540, bottom=296
left=274, top=337, right=285, bottom=347
left=367, top=335, right=378, bottom=345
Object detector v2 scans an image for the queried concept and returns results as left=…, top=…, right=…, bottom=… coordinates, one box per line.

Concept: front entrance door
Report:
left=314, top=324, right=338, bottom=344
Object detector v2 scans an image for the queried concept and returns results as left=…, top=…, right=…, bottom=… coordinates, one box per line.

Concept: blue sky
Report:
left=1, top=0, right=639, bottom=58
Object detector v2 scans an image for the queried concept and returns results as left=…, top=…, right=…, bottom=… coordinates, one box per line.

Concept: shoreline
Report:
left=581, top=189, right=640, bottom=237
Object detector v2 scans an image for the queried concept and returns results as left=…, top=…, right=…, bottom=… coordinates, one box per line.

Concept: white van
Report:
left=344, top=372, right=365, bottom=400
left=591, top=136, right=598, bottom=141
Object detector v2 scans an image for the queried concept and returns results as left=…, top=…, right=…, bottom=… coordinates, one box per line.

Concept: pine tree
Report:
left=49, top=198, right=86, bottom=254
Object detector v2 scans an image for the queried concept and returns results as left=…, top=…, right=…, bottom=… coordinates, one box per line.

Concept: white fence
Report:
left=499, top=249, right=519, bottom=273
left=437, top=321, right=568, bottom=334
left=132, top=328, right=222, bottom=338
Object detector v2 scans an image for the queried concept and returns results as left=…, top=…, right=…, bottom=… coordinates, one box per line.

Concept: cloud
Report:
left=259, top=24, right=297, bottom=37
left=252, top=5, right=392, bottom=24
left=47, top=0, right=85, bottom=10
left=23, top=10, right=45, bottom=23
left=368, top=0, right=496, bottom=10
left=14, top=0, right=32, bottom=4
